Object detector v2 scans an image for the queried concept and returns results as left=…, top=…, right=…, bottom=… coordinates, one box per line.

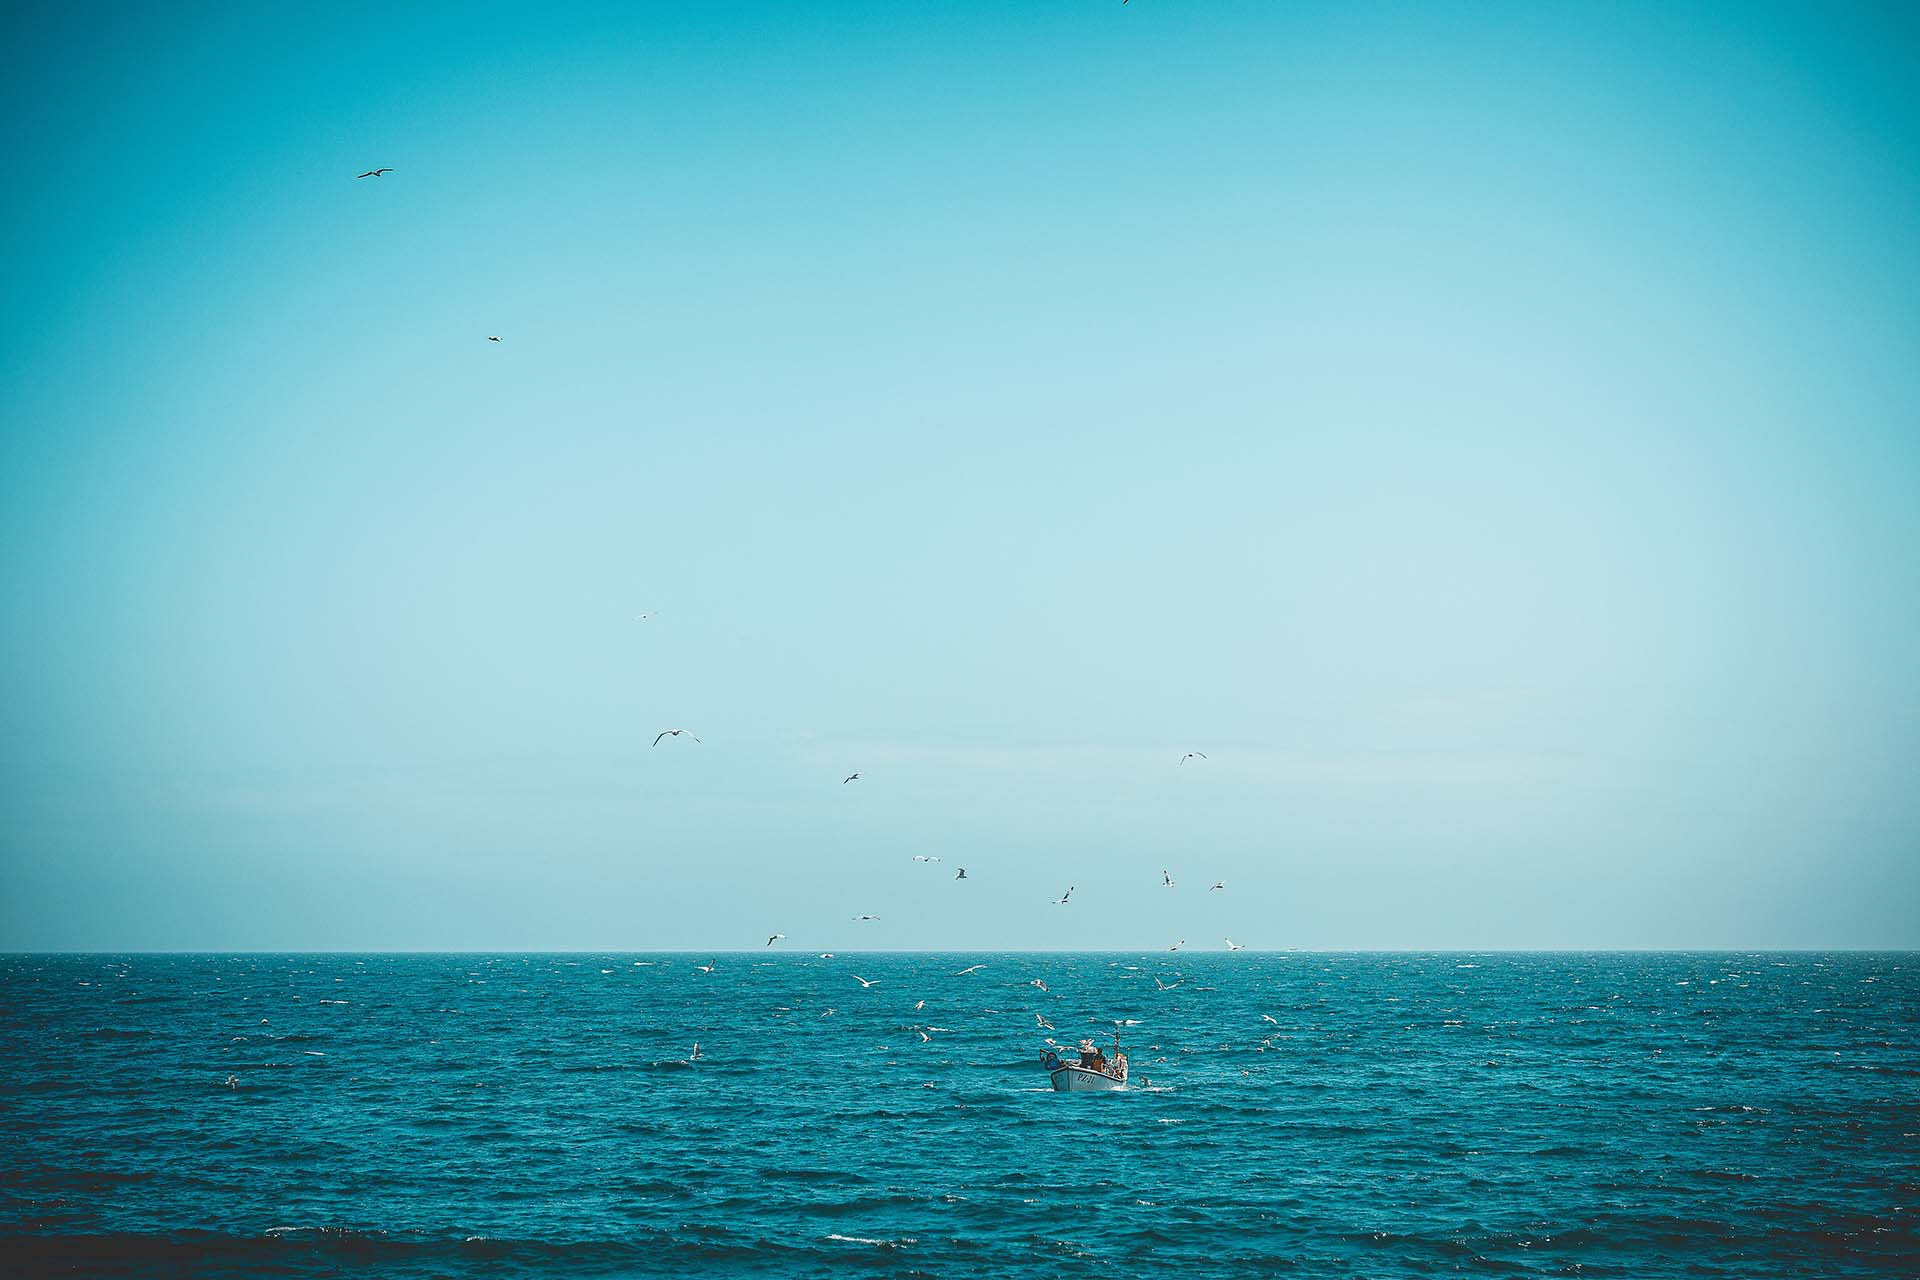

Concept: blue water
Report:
left=1, top=952, right=1915, bottom=1278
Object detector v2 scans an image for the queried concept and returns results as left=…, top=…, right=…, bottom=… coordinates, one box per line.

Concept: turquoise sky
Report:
left=3, top=2, right=1916, bottom=950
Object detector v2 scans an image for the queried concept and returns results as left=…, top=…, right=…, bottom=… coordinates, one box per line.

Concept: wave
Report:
left=0, top=1227, right=921, bottom=1276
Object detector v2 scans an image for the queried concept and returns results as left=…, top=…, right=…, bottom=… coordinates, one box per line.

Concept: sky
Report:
left=1, top=1, right=1916, bottom=951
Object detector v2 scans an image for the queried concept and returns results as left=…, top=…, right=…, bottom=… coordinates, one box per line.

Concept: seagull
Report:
left=953, top=964, right=986, bottom=976
left=1162, top=870, right=1175, bottom=889
left=955, top=867, right=967, bottom=879
left=916, top=1028, right=931, bottom=1042
left=1030, top=978, right=1049, bottom=993
left=356, top=168, right=393, bottom=178
left=1225, top=937, right=1245, bottom=951
left=1036, top=1013, right=1055, bottom=1030
left=852, top=914, right=880, bottom=922
left=766, top=934, right=785, bottom=947
left=912, top=855, right=941, bottom=862
left=1180, top=752, right=1207, bottom=765
left=1154, top=977, right=1182, bottom=991
left=653, top=729, right=701, bottom=746
left=693, top=959, right=716, bottom=974
left=633, top=612, right=658, bottom=621
left=1210, top=881, right=1225, bottom=892
left=223, top=1075, right=239, bottom=1090
left=852, top=975, right=879, bottom=988
left=818, top=952, right=835, bottom=959
left=1054, top=886, right=1074, bottom=905
left=688, top=1042, right=701, bottom=1062
left=821, top=1007, right=836, bottom=1017
left=843, top=773, right=861, bottom=784
left=914, top=1000, right=926, bottom=1011
left=487, top=335, right=501, bottom=342
left=1261, top=1014, right=1279, bottom=1025
left=1169, top=939, right=1186, bottom=951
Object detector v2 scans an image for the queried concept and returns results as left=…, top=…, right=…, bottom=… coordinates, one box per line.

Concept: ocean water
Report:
left=1, top=952, right=1915, bottom=1279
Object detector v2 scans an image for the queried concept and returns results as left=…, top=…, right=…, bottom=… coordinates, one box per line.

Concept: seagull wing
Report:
left=653, top=731, right=670, bottom=747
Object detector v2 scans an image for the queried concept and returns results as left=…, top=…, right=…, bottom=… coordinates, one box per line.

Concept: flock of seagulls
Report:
left=288, top=184, right=1260, bottom=1021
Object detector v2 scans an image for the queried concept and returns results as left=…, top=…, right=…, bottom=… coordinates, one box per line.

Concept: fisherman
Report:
left=1078, top=1039, right=1106, bottom=1071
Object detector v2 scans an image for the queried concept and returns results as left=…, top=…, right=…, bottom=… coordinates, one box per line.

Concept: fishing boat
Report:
left=1043, top=1031, right=1129, bottom=1092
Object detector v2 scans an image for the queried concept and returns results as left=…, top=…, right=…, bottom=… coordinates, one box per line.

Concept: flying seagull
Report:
left=634, top=612, right=658, bottom=621
left=953, top=964, right=985, bottom=976
left=356, top=168, right=393, bottom=178
left=653, top=729, right=700, bottom=746
left=693, top=959, right=716, bottom=974
left=1162, top=870, right=1175, bottom=889
left=851, top=975, right=879, bottom=988
left=1261, top=1014, right=1279, bottom=1025
left=912, top=855, right=941, bottom=862
left=852, top=914, right=880, bottom=922
left=914, top=999, right=926, bottom=1011
left=818, top=952, right=835, bottom=958
left=843, top=772, right=861, bottom=784
left=766, top=934, right=785, bottom=947
left=1154, top=977, right=1182, bottom=991
left=955, top=867, right=967, bottom=879
left=1210, top=881, right=1225, bottom=892
left=487, top=335, right=501, bottom=342
left=1169, top=939, right=1186, bottom=952
left=1180, top=752, right=1207, bottom=765
left=1035, top=1013, right=1055, bottom=1030
left=1225, top=937, right=1245, bottom=951
left=688, top=1043, right=701, bottom=1062
left=1054, top=886, right=1074, bottom=905
left=1030, top=978, right=1049, bottom=993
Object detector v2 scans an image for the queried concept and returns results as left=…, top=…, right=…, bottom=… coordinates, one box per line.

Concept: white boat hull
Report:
left=1049, top=1064, right=1127, bottom=1092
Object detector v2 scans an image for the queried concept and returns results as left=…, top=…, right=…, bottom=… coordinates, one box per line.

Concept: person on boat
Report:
left=1078, top=1040, right=1106, bottom=1070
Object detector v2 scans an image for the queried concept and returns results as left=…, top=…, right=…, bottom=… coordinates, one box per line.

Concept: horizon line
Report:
left=5, top=947, right=1914, bottom=957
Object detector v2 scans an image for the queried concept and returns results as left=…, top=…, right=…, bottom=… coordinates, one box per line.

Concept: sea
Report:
left=1, top=952, right=1915, bottom=1279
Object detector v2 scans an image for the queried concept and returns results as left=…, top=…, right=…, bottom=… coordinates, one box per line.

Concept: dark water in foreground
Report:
left=1, top=952, right=1916, bottom=1278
